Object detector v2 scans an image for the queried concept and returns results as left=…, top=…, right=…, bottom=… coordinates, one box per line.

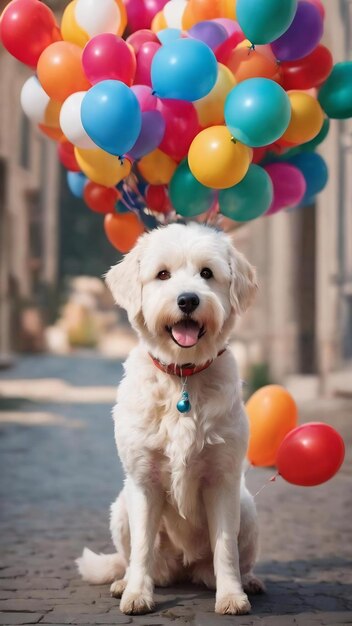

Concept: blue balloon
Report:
left=115, top=200, right=130, bottom=214
left=81, top=80, right=142, bottom=156
left=237, top=0, right=297, bottom=45
left=287, top=152, right=328, bottom=204
left=157, top=28, right=183, bottom=45
left=219, top=165, right=273, bottom=222
left=225, top=78, right=291, bottom=147
left=67, top=172, right=87, bottom=198
left=151, top=38, right=218, bottom=101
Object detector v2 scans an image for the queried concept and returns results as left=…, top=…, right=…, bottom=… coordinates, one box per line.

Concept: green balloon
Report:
left=300, top=118, right=330, bottom=152
left=169, top=159, right=215, bottom=217
left=318, top=62, right=352, bottom=119
left=219, top=164, right=273, bottom=222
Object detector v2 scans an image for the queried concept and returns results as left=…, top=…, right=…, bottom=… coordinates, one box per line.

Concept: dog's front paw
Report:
left=110, top=579, right=127, bottom=598
left=120, top=590, right=155, bottom=615
left=215, top=592, right=251, bottom=615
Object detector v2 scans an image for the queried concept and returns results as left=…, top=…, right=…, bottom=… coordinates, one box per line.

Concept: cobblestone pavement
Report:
left=0, top=354, right=351, bottom=626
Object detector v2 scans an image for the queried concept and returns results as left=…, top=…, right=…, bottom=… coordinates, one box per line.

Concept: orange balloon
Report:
left=43, top=99, right=61, bottom=128
left=246, top=385, right=298, bottom=467
left=38, top=123, right=64, bottom=141
left=104, top=213, right=144, bottom=253
left=151, top=10, right=167, bottom=32
left=138, top=149, right=177, bottom=185
left=37, top=41, right=90, bottom=103
left=227, top=47, right=279, bottom=83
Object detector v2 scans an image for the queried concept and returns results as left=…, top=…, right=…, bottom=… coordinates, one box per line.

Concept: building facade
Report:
left=233, top=0, right=352, bottom=396
left=0, top=3, right=61, bottom=358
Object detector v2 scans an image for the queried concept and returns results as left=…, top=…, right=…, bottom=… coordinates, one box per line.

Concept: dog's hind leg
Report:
left=239, top=485, right=265, bottom=595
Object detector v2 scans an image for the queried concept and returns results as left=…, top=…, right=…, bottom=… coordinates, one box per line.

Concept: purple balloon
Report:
left=128, top=110, right=165, bottom=160
left=189, top=20, right=228, bottom=51
left=271, top=1, right=323, bottom=61
left=264, top=162, right=306, bottom=215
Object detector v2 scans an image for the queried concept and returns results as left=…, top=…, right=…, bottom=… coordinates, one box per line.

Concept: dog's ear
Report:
left=229, top=244, right=258, bottom=314
left=105, top=238, right=144, bottom=321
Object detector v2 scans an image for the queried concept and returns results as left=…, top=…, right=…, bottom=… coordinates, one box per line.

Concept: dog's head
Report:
left=106, top=223, right=257, bottom=365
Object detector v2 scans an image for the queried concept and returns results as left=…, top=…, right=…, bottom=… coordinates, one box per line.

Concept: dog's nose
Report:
left=177, top=292, right=200, bottom=314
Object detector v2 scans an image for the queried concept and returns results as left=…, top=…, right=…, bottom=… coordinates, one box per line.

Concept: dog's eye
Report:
left=200, top=268, right=213, bottom=280
left=157, top=270, right=171, bottom=280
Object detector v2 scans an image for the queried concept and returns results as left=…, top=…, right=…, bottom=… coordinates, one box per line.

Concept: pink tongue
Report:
left=171, top=322, right=200, bottom=347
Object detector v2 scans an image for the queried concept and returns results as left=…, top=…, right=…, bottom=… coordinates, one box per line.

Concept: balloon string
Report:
left=253, top=472, right=279, bottom=499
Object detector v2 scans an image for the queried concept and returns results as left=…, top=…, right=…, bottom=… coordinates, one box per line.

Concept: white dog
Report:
left=77, top=222, right=264, bottom=616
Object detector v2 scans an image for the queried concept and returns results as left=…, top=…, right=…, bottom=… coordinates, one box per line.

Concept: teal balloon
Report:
left=115, top=200, right=130, bottom=214
left=169, top=160, right=215, bottom=217
left=300, top=118, right=330, bottom=152
left=219, top=165, right=273, bottom=222
left=151, top=38, right=218, bottom=101
left=288, top=152, right=328, bottom=204
left=318, top=62, right=352, bottom=119
left=225, top=78, right=291, bottom=147
left=237, top=0, right=297, bottom=45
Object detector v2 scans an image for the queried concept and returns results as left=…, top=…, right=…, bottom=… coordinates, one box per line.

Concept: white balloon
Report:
left=20, top=76, right=50, bottom=124
left=163, top=0, right=187, bottom=28
left=75, top=0, right=120, bottom=37
left=60, top=92, right=96, bottom=149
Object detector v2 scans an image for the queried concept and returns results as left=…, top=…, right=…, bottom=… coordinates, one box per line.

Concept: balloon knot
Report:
left=249, top=43, right=255, bottom=51
left=152, top=90, right=157, bottom=96
left=118, top=156, right=124, bottom=165
left=230, top=136, right=237, bottom=144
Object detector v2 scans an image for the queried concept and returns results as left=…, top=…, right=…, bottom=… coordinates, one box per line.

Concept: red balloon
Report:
left=134, top=41, right=161, bottom=86
left=215, top=29, right=245, bottom=65
left=82, top=34, right=136, bottom=86
left=157, top=99, right=200, bottom=162
left=281, top=45, right=333, bottom=91
left=0, top=0, right=61, bottom=68
left=84, top=182, right=120, bottom=214
left=58, top=141, right=80, bottom=172
left=276, top=422, right=345, bottom=487
left=252, top=147, right=267, bottom=164
left=145, top=185, right=170, bottom=213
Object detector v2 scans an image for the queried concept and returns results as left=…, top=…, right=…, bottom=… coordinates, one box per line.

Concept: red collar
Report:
left=149, top=348, right=226, bottom=378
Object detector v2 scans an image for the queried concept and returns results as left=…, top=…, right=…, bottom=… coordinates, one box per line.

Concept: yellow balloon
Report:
left=281, top=91, right=324, bottom=145
left=138, top=149, right=177, bottom=185
left=44, top=100, right=61, bottom=128
left=188, top=126, right=250, bottom=189
left=74, top=147, right=131, bottom=186
left=61, top=0, right=89, bottom=48
left=194, top=63, right=236, bottom=127
left=151, top=10, right=167, bottom=33
left=222, top=0, right=236, bottom=19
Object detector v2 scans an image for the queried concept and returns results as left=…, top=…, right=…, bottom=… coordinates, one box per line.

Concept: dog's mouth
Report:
left=166, top=320, right=206, bottom=348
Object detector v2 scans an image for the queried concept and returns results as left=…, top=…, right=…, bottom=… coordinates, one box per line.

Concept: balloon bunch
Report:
left=246, top=385, right=345, bottom=487
left=2, top=0, right=352, bottom=252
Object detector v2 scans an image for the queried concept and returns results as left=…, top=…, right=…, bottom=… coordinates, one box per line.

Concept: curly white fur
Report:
left=76, top=223, right=264, bottom=616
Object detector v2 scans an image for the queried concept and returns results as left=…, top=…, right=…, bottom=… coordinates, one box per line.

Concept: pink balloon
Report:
left=127, top=29, right=159, bottom=54
left=157, top=98, right=200, bottom=162
left=124, top=0, right=149, bottom=32
left=264, top=163, right=307, bottom=215
left=82, top=34, right=136, bottom=86
left=131, top=85, right=158, bottom=111
left=134, top=41, right=160, bottom=86
left=144, top=0, right=169, bottom=22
